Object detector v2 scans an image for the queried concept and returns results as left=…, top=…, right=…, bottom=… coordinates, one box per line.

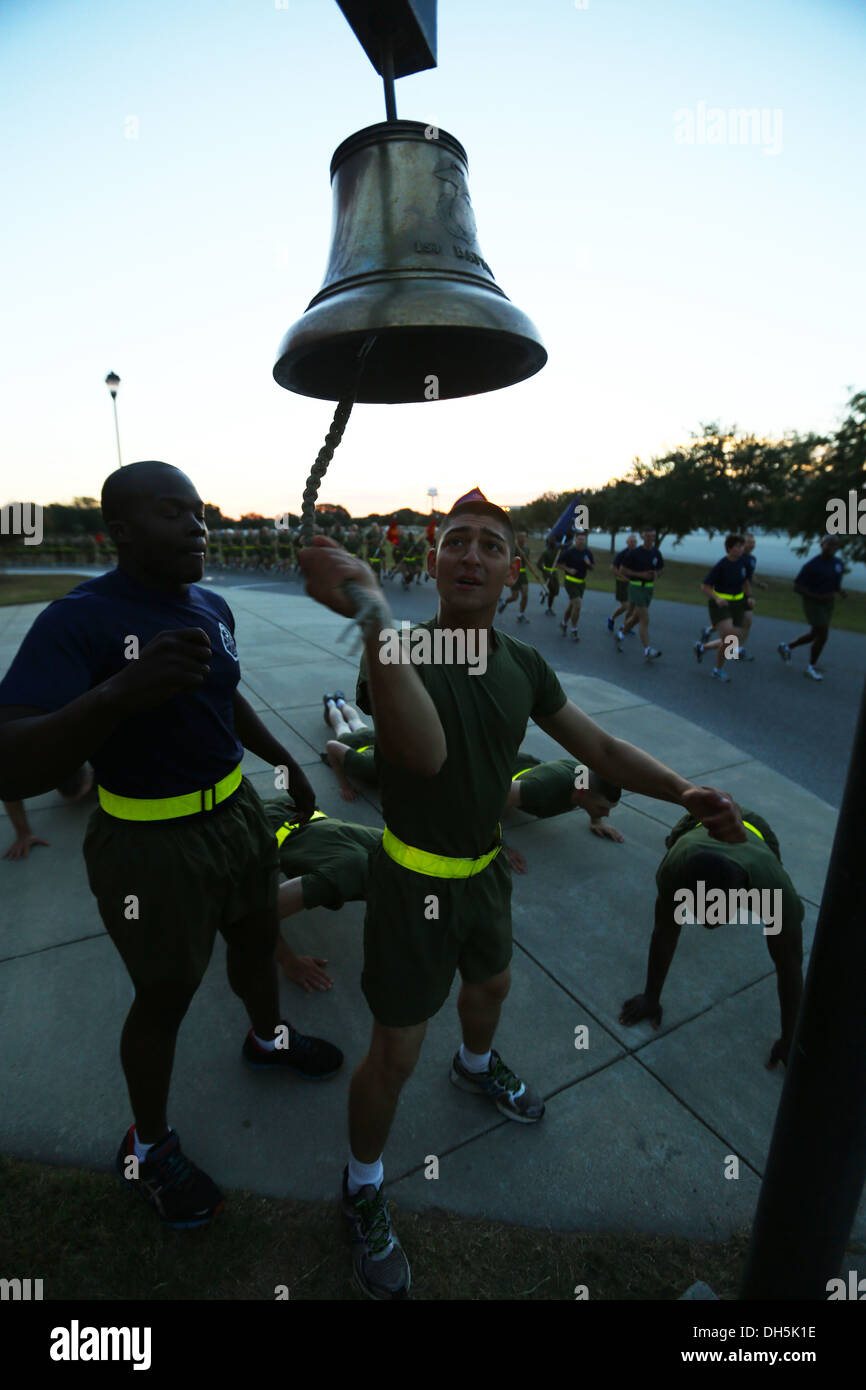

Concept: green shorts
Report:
left=543, top=572, right=560, bottom=596
left=512, top=572, right=528, bottom=590
left=362, top=843, right=513, bottom=1027
left=83, top=778, right=280, bottom=992
left=512, top=758, right=576, bottom=818
left=709, top=597, right=746, bottom=627
left=564, top=576, right=586, bottom=598
left=803, top=596, right=833, bottom=628
left=615, top=579, right=629, bottom=602
left=628, top=581, right=654, bottom=608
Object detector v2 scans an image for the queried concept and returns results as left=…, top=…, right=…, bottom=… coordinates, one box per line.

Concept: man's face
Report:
left=575, top=533, right=586, bottom=550
left=111, top=470, right=207, bottom=584
left=517, top=532, right=527, bottom=546
left=642, top=531, right=656, bottom=548
left=626, top=536, right=637, bottom=548
left=727, top=541, right=746, bottom=561
left=744, top=535, right=755, bottom=553
left=821, top=536, right=840, bottom=555
left=429, top=511, right=517, bottom=610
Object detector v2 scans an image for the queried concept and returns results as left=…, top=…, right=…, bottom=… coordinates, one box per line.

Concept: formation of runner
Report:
left=0, top=468, right=815, bottom=1303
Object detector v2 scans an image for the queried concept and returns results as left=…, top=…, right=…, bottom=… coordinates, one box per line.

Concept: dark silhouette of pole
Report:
left=105, top=371, right=122, bottom=468
left=740, top=675, right=866, bottom=1299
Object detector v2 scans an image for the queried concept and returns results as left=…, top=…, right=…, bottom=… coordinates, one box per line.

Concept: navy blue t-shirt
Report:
left=614, top=547, right=635, bottom=569
left=704, top=556, right=750, bottom=596
left=795, top=552, right=845, bottom=595
left=742, top=552, right=757, bottom=582
left=559, top=546, right=594, bottom=579
left=624, top=546, right=664, bottom=579
left=0, top=569, right=244, bottom=797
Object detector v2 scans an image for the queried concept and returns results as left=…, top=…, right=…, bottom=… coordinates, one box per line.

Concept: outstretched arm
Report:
left=535, top=700, right=746, bottom=842
left=765, top=912, right=803, bottom=1068
left=620, top=897, right=682, bottom=1027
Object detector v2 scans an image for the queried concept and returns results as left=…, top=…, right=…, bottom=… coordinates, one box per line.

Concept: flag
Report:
left=386, top=519, right=399, bottom=545
left=547, top=497, right=583, bottom=546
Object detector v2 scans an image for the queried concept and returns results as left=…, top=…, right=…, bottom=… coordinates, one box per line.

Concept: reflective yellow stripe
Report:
left=354, top=744, right=372, bottom=754
left=511, top=767, right=535, bottom=781
left=630, top=579, right=654, bottom=586
left=382, top=824, right=501, bottom=879
left=275, top=809, right=328, bottom=846
left=98, top=763, right=243, bottom=822
left=696, top=819, right=765, bottom=842
left=712, top=590, right=744, bottom=601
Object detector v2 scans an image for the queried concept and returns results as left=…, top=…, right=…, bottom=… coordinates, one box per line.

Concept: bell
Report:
left=273, top=120, right=547, bottom=403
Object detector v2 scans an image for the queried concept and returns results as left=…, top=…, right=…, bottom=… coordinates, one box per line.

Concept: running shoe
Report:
left=571, top=629, right=580, bottom=641
left=616, top=628, right=625, bottom=642
left=693, top=641, right=704, bottom=663
left=700, top=626, right=713, bottom=642
left=517, top=613, right=529, bottom=623
left=342, top=1169, right=410, bottom=1300
left=333, top=690, right=346, bottom=707
left=606, top=616, right=614, bottom=631
left=544, top=609, right=554, bottom=617
left=242, top=1023, right=343, bottom=1080
left=711, top=669, right=731, bottom=683
left=736, top=650, right=755, bottom=662
left=450, top=1048, right=544, bottom=1123
left=115, top=1127, right=225, bottom=1230
left=322, top=693, right=335, bottom=725
left=560, top=621, right=568, bottom=635
left=645, top=648, right=662, bottom=660
left=805, top=665, right=823, bottom=681
left=778, top=643, right=791, bottom=663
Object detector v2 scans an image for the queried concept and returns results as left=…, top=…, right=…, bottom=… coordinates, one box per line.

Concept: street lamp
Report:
left=105, top=371, right=122, bottom=468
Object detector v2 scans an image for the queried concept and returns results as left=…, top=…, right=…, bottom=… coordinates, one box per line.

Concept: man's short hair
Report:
left=678, top=850, right=749, bottom=895
left=587, top=771, right=621, bottom=805
left=440, top=487, right=515, bottom=555
left=725, top=533, right=745, bottom=551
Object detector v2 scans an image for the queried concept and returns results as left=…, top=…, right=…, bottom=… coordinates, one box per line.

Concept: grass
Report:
left=529, top=558, right=866, bottom=634
left=0, top=1153, right=753, bottom=1301
left=2, top=566, right=864, bottom=634
left=0, top=573, right=91, bottom=607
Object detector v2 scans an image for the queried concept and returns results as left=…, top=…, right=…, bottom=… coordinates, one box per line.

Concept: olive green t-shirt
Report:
left=357, top=620, right=567, bottom=857
left=261, top=799, right=381, bottom=910
left=656, top=809, right=803, bottom=927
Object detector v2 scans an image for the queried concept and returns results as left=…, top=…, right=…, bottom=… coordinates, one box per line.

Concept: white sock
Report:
left=459, top=1043, right=491, bottom=1074
left=252, top=1030, right=278, bottom=1052
left=645, top=646, right=651, bottom=655
left=133, top=1126, right=169, bottom=1160
left=347, top=1151, right=384, bottom=1194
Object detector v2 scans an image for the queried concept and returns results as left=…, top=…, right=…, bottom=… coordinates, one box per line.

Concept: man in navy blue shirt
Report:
left=778, top=535, right=847, bottom=680
left=607, top=533, right=637, bottom=634
left=693, top=534, right=754, bottom=683
left=0, top=461, right=343, bottom=1230
left=557, top=531, right=594, bottom=640
left=616, top=527, right=663, bottom=659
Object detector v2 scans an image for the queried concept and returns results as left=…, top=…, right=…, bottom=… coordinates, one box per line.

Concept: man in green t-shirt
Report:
left=619, top=809, right=803, bottom=1067
left=300, top=486, right=746, bottom=1301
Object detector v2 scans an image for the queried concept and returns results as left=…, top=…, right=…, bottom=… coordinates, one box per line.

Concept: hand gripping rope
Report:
left=297, top=336, right=388, bottom=644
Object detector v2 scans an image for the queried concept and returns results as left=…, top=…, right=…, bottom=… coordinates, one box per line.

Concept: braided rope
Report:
left=297, top=337, right=385, bottom=643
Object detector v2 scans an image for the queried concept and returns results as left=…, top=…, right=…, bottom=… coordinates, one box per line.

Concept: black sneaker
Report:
left=115, top=1126, right=225, bottom=1230
left=323, top=693, right=335, bottom=726
left=341, top=1168, right=410, bottom=1299
left=450, top=1048, right=545, bottom=1123
left=242, top=1023, right=343, bottom=1080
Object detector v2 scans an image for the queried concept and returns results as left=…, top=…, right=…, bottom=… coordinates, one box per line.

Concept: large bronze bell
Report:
left=273, top=120, right=547, bottom=403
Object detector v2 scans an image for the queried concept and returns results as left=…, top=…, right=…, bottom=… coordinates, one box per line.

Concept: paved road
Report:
left=205, top=567, right=866, bottom=810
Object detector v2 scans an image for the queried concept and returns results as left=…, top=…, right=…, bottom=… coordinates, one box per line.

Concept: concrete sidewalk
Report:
left=0, top=586, right=862, bottom=1247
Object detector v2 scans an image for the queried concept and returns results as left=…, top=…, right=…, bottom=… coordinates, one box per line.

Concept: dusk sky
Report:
left=2, top=0, right=864, bottom=521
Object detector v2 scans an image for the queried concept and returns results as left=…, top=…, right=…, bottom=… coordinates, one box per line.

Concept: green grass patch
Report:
left=530, top=558, right=866, bottom=635
left=0, top=1153, right=751, bottom=1300
left=0, top=573, right=89, bottom=607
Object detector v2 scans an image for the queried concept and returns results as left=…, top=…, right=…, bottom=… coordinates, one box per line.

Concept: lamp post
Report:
left=105, top=371, right=122, bottom=468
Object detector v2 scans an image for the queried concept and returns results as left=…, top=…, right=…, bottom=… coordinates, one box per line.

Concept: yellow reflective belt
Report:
left=382, top=824, right=501, bottom=879
left=511, top=767, right=535, bottom=781
left=275, top=809, right=328, bottom=846
left=354, top=744, right=373, bottom=754
left=97, top=763, right=243, bottom=822
left=712, top=590, right=745, bottom=601
left=696, top=819, right=765, bottom=842
left=631, top=579, right=654, bottom=586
